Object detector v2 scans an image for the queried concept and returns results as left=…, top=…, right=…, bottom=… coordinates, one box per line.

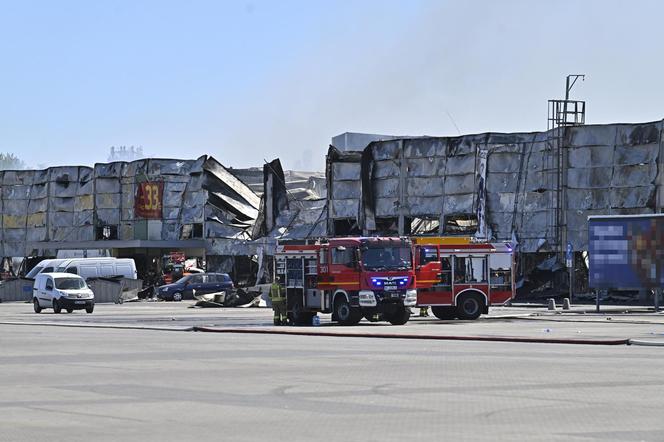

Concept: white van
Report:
left=33, top=273, right=95, bottom=314
left=55, top=258, right=137, bottom=280
left=25, top=259, right=68, bottom=279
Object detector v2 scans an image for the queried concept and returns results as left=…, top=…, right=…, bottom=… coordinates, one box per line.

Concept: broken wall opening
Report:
left=406, top=216, right=440, bottom=235
left=332, top=218, right=361, bottom=236
left=180, top=223, right=203, bottom=239
left=373, top=217, right=399, bottom=235
left=443, top=214, right=478, bottom=235
left=96, top=225, right=118, bottom=240
left=207, top=255, right=258, bottom=287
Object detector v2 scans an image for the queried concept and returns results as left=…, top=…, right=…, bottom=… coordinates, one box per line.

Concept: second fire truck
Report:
left=275, top=237, right=418, bottom=325
left=413, top=236, right=516, bottom=320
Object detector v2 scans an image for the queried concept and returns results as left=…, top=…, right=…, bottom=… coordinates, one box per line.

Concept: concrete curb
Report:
left=628, top=339, right=664, bottom=347
left=518, top=316, right=664, bottom=325
left=0, top=321, right=194, bottom=332
left=192, top=326, right=630, bottom=346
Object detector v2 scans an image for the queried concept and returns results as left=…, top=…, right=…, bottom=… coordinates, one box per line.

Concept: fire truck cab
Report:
left=413, top=237, right=515, bottom=320
left=274, top=237, right=418, bottom=326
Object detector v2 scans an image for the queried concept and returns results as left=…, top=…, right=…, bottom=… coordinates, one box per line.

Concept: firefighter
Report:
left=270, top=277, right=287, bottom=326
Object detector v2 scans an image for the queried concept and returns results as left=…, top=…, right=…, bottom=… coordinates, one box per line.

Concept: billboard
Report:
left=588, top=214, right=664, bottom=289
left=135, top=181, right=164, bottom=219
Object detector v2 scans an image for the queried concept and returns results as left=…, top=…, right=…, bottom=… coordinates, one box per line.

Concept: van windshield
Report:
left=55, top=278, right=86, bottom=290
left=26, top=266, right=44, bottom=279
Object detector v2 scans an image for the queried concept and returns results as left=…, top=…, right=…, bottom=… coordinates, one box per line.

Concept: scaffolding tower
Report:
left=546, top=75, right=586, bottom=259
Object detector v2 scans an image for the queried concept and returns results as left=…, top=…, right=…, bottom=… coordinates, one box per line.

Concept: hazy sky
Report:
left=1, top=0, right=663, bottom=171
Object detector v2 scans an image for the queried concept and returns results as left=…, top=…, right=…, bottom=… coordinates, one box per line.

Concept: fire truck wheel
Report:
left=291, top=301, right=314, bottom=326
left=334, top=297, right=361, bottom=326
left=388, top=306, right=410, bottom=325
left=456, top=292, right=484, bottom=320
left=431, top=306, right=456, bottom=320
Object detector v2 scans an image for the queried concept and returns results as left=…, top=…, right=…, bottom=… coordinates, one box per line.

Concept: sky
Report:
left=1, top=0, right=663, bottom=171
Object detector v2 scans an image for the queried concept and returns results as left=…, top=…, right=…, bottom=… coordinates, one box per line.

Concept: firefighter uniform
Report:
left=270, top=281, right=287, bottom=326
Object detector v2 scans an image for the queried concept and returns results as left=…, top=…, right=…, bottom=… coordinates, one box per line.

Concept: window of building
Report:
left=333, top=219, right=361, bottom=236
left=444, top=214, right=478, bottom=235
left=96, top=225, right=118, bottom=240
left=181, top=223, right=203, bottom=239
left=407, top=216, right=440, bottom=235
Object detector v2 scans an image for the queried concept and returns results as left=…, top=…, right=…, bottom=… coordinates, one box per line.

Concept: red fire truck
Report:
left=274, top=237, right=418, bottom=326
left=413, top=237, right=515, bottom=320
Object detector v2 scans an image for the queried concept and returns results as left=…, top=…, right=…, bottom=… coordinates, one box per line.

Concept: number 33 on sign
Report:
left=135, top=182, right=164, bottom=218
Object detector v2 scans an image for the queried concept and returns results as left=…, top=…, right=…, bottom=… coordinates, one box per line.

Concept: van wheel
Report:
left=86, top=305, right=94, bottom=314
left=334, top=297, right=361, bottom=326
left=456, top=292, right=484, bottom=320
left=52, top=299, right=62, bottom=314
left=33, top=298, right=42, bottom=314
left=66, top=308, right=73, bottom=314
left=172, top=292, right=182, bottom=302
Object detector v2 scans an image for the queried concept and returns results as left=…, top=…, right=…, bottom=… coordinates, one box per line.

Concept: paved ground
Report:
left=2, top=321, right=664, bottom=441
left=2, top=302, right=664, bottom=441
left=2, top=301, right=664, bottom=343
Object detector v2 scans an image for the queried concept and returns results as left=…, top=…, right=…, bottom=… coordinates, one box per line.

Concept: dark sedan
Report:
left=157, top=273, right=234, bottom=302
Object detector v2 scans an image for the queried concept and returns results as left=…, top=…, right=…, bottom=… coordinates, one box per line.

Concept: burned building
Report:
left=3, top=118, right=662, bottom=295
left=0, top=155, right=263, bottom=283
left=326, top=119, right=664, bottom=293
left=0, top=152, right=330, bottom=288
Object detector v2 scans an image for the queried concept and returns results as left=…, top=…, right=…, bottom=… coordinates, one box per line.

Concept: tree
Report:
left=0, top=153, right=26, bottom=170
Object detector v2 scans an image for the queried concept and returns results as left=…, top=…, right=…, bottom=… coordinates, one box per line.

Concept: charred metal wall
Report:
left=327, top=120, right=664, bottom=253
left=0, top=155, right=261, bottom=258
left=564, top=122, right=663, bottom=250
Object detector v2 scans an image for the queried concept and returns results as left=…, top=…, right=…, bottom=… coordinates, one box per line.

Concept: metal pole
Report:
left=569, top=263, right=573, bottom=304
left=655, top=288, right=661, bottom=312
left=565, top=76, right=570, bottom=101
left=595, top=289, right=600, bottom=313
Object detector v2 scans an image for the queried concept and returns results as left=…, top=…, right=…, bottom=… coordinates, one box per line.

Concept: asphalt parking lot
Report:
left=2, top=302, right=664, bottom=441
left=2, top=301, right=664, bottom=344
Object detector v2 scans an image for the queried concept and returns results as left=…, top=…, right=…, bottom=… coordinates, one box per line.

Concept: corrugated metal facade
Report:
left=327, top=120, right=664, bottom=253
left=0, top=155, right=260, bottom=257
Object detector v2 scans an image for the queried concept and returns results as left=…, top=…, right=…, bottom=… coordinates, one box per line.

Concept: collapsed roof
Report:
left=251, top=159, right=327, bottom=242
